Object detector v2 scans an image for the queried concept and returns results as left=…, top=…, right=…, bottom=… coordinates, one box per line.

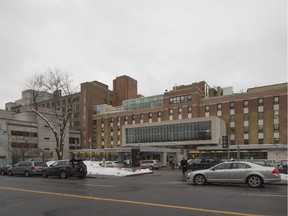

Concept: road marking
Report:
left=0, top=186, right=264, bottom=216
left=243, top=193, right=287, bottom=198
left=81, top=184, right=116, bottom=188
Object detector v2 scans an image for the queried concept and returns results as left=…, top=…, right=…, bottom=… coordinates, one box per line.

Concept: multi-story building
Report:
left=4, top=75, right=287, bottom=164
left=0, top=106, right=74, bottom=163
left=91, top=81, right=287, bottom=163
left=5, top=75, right=139, bottom=151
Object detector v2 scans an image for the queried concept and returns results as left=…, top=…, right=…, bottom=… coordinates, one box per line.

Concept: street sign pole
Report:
left=222, top=136, right=230, bottom=160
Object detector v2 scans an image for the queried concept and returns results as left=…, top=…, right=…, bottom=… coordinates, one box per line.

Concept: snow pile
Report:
left=279, top=174, right=288, bottom=184
left=83, top=161, right=153, bottom=177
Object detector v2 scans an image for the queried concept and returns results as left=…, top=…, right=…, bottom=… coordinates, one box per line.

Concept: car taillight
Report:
left=272, top=168, right=279, bottom=174
left=32, top=166, right=36, bottom=172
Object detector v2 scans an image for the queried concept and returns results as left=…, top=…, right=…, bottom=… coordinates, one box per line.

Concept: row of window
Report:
left=11, top=130, right=38, bottom=137
left=206, top=96, right=280, bottom=112
left=169, top=94, right=192, bottom=104
left=126, top=121, right=212, bottom=143
left=229, top=111, right=279, bottom=122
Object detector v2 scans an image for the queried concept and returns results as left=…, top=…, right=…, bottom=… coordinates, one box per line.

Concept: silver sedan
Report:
left=187, top=161, right=281, bottom=188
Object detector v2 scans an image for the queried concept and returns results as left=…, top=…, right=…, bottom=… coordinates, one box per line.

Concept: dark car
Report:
left=8, top=161, right=47, bottom=177
left=187, top=158, right=222, bottom=171
left=42, top=159, right=87, bottom=179
left=0, top=164, right=12, bottom=175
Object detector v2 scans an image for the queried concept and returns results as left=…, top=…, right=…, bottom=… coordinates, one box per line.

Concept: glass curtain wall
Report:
left=126, top=121, right=211, bottom=143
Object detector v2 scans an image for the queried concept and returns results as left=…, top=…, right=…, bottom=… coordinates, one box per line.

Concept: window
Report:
left=273, top=96, right=279, bottom=104
left=132, top=115, right=136, bottom=120
left=169, top=109, right=173, bottom=116
left=258, top=125, right=264, bottom=133
left=243, top=113, right=249, bottom=121
left=178, top=108, right=182, bottom=114
left=244, top=126, right=249, bottom=134
left=140, top=114, right=143, bottom=120
left=258, top=98, right=264, bottom=106
left=169, top=94, right=192, bottom=104
left=74, top=121, right=80, bottom=127
left=230, top=102, right=235, bottom=109
left=258, top=112, right=264, bottom=120
left=214, top=163, right=230, bottom=170
left=230, top=115, right=235, bottom=122
left=148, top=113, right=152, bottom=118
left=274, top=138, right=279, bottom=144
left=243, top=100, right=249, bottom=108
left=244, top=139, right=249, bottom=144
left=73, top=113, right=80, bottom=118
left=110, top=118, right=113, bottom=123
left=205, top=105, right=209, bottom=112
left=125, top=116, right=128, bottom=121
left=230, top=163, right=250, bottom=169
left=157, top=112, right=161, bottom=117
left=274, top=124, right=279, bottom=132
left=74, top=105, right=80, bottom=111
left=274, top=111, right=279, bottom=119
left=188, top=106, right=192, bottom=113
left=230, top=128, right=235, bottom=135
left=258, top=139, right=264, bottom=144
left=217, top=104, right=222, bottom=111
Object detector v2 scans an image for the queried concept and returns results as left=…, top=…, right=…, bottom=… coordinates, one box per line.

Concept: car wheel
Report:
left=0, top=170, right=4, bottom=175
left=79, top=173, right=86, bottom=179
left=8, top=170, right=13, bottom=176
left=24, top=170, right=30, bottom=177
left=247, top=175, right=263, bottom=188
left=194, top=174, right=207, bottom=185
left=42, top=170, right=48, bottom=178
left=60, top=171, right=67, bottom=179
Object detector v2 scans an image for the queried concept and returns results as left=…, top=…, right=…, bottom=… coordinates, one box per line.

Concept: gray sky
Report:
left=0, top=0, right=287, bottom=109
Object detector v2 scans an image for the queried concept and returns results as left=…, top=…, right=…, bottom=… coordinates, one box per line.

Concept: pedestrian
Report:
left=180, top=157, right=188, bottom=176
left=169, top=158, right=175, bottom=169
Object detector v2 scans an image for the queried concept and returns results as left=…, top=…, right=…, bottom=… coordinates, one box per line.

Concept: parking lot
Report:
left=0, top=168, right=287, bottom=216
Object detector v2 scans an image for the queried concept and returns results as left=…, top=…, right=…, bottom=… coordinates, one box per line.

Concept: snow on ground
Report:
left=83, top=161, right=153, bottom=177
left=46, top=160, right=152, bottom=177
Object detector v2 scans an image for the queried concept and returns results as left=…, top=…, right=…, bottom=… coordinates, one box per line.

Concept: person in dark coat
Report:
left=180, top=157, right=188, bottom=176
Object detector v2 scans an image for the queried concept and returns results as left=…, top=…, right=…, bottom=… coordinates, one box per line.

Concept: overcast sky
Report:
left=0, top=0, right=286, bottom=109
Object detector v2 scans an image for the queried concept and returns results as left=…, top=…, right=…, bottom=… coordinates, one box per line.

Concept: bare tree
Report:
left=26, top=68, right=77, bottom=160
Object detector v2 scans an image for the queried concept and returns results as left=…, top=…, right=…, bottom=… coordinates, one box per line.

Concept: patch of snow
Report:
left=83, top=161, right=152, bottom=177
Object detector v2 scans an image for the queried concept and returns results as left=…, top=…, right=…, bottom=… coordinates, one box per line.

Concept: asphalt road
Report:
left=0, top=169, right=287, bottom=216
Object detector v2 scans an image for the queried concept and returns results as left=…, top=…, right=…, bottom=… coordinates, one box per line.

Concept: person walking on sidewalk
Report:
left=180, top=157, right=188, bottom=176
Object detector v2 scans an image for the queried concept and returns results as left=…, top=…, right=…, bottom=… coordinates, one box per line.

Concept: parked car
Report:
left=8, top=161, right=47, bottom=177
left=141, top=160, right=162, bottom=170
left=187, top=161, right=281, bottom=188
left=277, top=160, right=287, bottom=174
left=41, top=158, right=87, bottom=179
left=99, top=161, right=117, bottom=168
left=0, top=164, right=12, bottom=175
left=187, top=158, right=222, bottom=170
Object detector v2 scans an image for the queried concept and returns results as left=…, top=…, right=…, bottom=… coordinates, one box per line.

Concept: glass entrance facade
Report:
left=126, top=121, right=211, bottom=144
